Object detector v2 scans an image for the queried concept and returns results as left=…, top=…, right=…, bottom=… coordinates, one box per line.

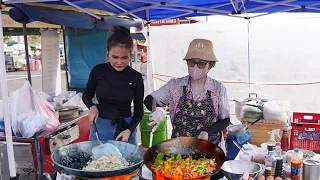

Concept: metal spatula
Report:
left=91, top=121, right=122, bottom=160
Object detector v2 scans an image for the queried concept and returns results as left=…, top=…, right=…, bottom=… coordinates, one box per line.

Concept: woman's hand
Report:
left=238, top=172, right=254, bottom=180
left=198, top=131, right=209, bottom=141
left=88, top=106, right=99, bottom=124
left=116, top=129, right=131, bottom=142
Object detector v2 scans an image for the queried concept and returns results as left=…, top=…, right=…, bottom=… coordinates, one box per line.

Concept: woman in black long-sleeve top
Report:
left=82, top=26, right=144, bottom=145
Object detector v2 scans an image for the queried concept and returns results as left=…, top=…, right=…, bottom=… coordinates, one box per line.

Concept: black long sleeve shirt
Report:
left=82, top=63, right=144, bottom=133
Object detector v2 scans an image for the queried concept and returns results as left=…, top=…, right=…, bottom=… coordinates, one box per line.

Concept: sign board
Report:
left=149, top=19, right=179, bottom=26
left=41, top=29, right=61, bottom=96
left=136, top=19, right=179, bottom=33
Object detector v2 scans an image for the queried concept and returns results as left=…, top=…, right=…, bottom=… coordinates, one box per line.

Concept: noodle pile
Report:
left=83, top=155, right=129, bottom=171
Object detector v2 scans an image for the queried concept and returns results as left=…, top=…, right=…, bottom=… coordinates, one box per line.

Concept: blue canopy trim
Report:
left=5, top=0, right=320, bottom=21
left=9, top=4, right=143, bottom=30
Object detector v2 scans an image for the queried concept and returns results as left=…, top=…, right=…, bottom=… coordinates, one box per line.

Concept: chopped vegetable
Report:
left=152, top=153, right=216, bottom=178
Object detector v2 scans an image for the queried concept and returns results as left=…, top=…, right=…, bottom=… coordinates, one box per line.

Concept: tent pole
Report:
left=0, top=11, right=18, bottom=180
left=23, top=23, right=32, bottom=85
left=145, top=9, right=153, bottom=94
left=134, top=40, right=138, bottom=70
left=63, top=0, right=101, bottom=19
left=246, top=20, right=251, bottom=94
left=62, top=27, right=70, bottom=91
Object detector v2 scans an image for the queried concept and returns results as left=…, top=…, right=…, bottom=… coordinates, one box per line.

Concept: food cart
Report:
left=1, top=0, right=320, bottom=180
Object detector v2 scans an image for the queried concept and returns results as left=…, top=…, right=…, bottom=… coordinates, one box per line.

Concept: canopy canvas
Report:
left=4, top=0, right=320, bottom=21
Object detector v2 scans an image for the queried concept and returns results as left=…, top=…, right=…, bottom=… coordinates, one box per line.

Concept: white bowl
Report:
left=260, top=142, right=268, bottom=150
left=243, top=144, right=258, bottom=151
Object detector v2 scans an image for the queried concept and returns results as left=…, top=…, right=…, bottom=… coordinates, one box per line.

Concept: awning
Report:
left=4, top=0, right=320, bottom=21
left=8, top=4, right=143, bottom=30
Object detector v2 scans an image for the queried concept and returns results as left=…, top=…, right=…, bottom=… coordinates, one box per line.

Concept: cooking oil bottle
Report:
left=291, top=148, right=303, bottom=180
left=265, top=151, right=276, bottom=177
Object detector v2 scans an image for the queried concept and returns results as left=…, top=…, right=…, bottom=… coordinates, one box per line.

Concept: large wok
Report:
left=51, top=140, right=144, bottom=178
left=144, top=137, right=225, bottom=179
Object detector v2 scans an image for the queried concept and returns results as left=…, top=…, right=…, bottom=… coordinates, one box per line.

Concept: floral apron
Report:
left=171, top=86, right=222, bottom=145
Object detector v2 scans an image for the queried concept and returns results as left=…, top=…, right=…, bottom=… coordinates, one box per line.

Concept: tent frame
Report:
left=5, top=0, right=320, bottom=21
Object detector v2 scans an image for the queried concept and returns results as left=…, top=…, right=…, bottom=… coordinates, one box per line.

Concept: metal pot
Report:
left=144, top=137, right=225, bottom=179
left=234, top=93, right=260, bottom=120
left=137, top=164, right=153, bottom=180
left=303, top=159, right=320, bottom=180
left=51, top=140, right=144, bottom=178
left=221, top=160, right=262, bottom=179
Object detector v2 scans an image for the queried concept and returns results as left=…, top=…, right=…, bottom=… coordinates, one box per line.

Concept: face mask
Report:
left=188, top=64, right=210, bottom=80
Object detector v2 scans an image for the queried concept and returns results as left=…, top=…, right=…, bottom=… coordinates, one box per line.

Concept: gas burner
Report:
left=71, top=167, right=140, bottom=180
left=73, top=173, right=138, bottom=180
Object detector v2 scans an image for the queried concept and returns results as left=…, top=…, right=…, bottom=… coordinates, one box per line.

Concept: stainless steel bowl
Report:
left=221, top=160, right=262, bottom=179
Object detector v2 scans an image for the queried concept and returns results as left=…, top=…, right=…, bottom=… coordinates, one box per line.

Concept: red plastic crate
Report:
left=290, top=122, right=320, bottom=153
left=292, top=112, right=320, bottom=124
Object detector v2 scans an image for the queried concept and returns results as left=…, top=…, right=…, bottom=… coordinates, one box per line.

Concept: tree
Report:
left=3, top=36, right=10, bottom=43
left=27, top=35, right=41, bottom=45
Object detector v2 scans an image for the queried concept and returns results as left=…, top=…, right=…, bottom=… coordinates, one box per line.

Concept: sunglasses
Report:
left=186, top=60, right=214, bottom=69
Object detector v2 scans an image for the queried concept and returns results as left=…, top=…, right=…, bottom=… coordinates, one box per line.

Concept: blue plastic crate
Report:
left=0, top=119, right=5, bottom=136
left=0, top=119, right=15, bottom=136
left=0, top=119, right=4, bottom=130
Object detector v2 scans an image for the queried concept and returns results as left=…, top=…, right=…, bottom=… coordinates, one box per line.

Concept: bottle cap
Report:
left=276, top=142, right=281, bottom=146
left=294, top=148, right=300, bottom=152
left=268, top=151, right=275, bottom=155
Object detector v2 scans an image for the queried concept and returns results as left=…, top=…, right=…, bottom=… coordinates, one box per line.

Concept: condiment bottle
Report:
left=265, top=151, right=276, bottom=177
left=281, top=126, right=292, bottom=152
left=274, top=143, right=283, bottom=178
left=291, top=148, right=303, bottom=180
left=267, top=129, right=281, bottom=151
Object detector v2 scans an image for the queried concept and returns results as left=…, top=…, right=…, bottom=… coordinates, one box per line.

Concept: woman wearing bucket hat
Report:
left=144, top=38, right=230, bottom=151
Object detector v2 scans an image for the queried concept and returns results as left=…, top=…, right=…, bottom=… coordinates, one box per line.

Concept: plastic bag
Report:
left=241, top=105, right=263, bottom=119
left=10, top=81, right=35, bottom=135
left=37, top=91, right=53, bottom=102
left=32, top=87, right=60, bottom=132
left=63, top=93, right=88, bottom=111
left=10, top=81, right=60, bottom=137
left=263, top=101, right=288, bottom=121
left=16, top=110, right=48, bottom=138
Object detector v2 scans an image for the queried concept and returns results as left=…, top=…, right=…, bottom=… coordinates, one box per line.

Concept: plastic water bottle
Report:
left=291, top=148, right=303, bottom=180
left=265, top=151, right=276, bottom=177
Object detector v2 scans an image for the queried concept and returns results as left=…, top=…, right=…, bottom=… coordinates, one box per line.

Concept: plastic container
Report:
left=274, top=142, right=282, bottom=157
left=140, top=111, right=167, bottom=147
left=290, top=122, right=320, bottom=153
left=265, top=151, right=276, bottom=177
left=239, top=150, right=253, bottom=161
left=252, top=148, right=268, bottom=164
left=291, top=148, right=303, bottom=180
left=35, top=60, right=42, bottom=71
left=283, top=163, right=291, bottom=178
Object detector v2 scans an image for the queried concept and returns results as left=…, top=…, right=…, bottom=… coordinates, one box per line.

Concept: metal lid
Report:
left=303, top=159, right=320, bottom=166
